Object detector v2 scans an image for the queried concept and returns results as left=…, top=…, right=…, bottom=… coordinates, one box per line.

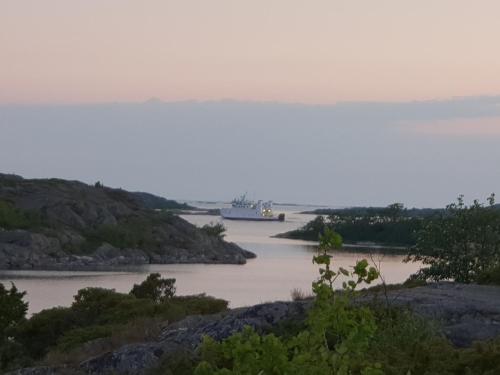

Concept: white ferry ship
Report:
left=220, top=195, right=285, bottom=221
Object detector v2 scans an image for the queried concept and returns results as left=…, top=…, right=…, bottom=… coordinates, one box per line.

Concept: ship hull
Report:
left=221, top=216, right=284, bottom=222
left=220, top=208, right=285, bottom=221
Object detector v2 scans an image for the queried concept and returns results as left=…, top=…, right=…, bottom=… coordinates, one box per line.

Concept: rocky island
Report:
left=0, top=174, right=255, bottom=270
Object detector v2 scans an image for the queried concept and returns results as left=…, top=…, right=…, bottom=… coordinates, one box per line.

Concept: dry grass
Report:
left=290, top=288, right=313, bottom=301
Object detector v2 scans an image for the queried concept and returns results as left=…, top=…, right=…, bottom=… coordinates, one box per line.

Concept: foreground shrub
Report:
left=365, top=307, right=456, bottom=375
left=0, top=283, right=27, bottom=339
left=0, top=282, right=29, bottom=371
left=191, top=223, right=500, bottom=374
left=193, top=227, right=500, bottom=374
left=13, top=307, right=75, bottom=359
left=6, top=275, right=228, bottom=369
left=71, top=287, right=155, bottom=326
left=477, top=264, right=500, bottom=285
left=195, top=229, right=383, bottom=374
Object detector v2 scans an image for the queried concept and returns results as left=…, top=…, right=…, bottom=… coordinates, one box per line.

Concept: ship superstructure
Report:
left=220, top=194, right=285, bottom=221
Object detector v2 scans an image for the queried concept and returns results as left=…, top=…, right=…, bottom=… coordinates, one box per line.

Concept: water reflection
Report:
left=0, top=208, right=420, bottom=314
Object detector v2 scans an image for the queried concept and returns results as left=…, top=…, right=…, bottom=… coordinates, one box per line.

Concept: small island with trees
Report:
left=277, top=199, right=500, bottom=250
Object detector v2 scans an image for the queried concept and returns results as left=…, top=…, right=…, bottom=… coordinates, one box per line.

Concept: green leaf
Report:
left=339, top=267, right=350, bottom=276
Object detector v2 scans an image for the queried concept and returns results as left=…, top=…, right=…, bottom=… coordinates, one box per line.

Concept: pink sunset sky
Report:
left=1, top=0, right=500, bottom=105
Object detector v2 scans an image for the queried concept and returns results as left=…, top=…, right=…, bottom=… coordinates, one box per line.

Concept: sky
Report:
left=1, top=98, right=499, bottom=208
left=2, top=0, right=500, bottom=104
left=1, top=1, right=499, bottom=207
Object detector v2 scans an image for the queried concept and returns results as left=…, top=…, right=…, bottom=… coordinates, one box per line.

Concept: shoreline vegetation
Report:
left=277, top=203, right=482, bottom=249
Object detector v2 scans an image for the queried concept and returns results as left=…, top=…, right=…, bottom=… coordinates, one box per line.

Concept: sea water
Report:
left=0, top=205, right=421, bottom=314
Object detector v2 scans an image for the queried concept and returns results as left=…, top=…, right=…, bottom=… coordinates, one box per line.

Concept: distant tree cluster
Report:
left=305, top=205, right=443, bottom=219
left=201, top=222, right=226, bottom=239
left=282, top=203, right=424, bottom=246
left=407, top=194, right=500, bottom=283
left=284, top=195, right=500, bottom=285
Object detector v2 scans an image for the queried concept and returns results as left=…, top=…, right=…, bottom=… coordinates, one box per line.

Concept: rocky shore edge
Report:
left=0, top=230, right=255, bottom=271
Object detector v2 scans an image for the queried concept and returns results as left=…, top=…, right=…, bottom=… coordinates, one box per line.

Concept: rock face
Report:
left=0, top=174, right=255, bottom=270
left=81, top=284, right=500, bottom=374
left=0, top=231, right=150, bottom=270
left=373, top=282, right=500, bottom=347
left=81, top=301, right=310, bottom=375
left=7, top=283, right=500, bottom=375
left=65, top=284, right=500, bottom=374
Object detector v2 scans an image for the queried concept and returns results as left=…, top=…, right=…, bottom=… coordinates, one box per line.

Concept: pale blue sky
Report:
left=1, top=97, right=499, bottom=207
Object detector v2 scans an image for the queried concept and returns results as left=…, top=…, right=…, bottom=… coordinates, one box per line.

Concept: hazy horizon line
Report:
left=2, top=170, right=494, bottom=211
left=2, top=93, right=500, bottom=108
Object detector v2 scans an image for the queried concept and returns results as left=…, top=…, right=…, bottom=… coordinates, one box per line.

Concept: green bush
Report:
left=191, top=222, right=500, bottom=375
left=458, top=339, right=500, bottom=374
left=7, top=277, right=228, bottom=369
left=201, top=222, right=226, bottom=239
left=131, top=273, right=176, bottom=303
left=477, top=264, right=500, bottom=285
left=365, top=307, right=456, bottom=375
left=0, top=282, right=29, bottom=372
left=81, top=213, right=177, bottom=253
left=55, top=325, right=115, bottom=352
left=71, top=287, right=151, bottom=326
left=0, top=283, right=27, bottom=339
left=13, top=307, right=74, bottom=359
left=148, top=350, right=198, bottom=375
left=170, top=295, right=228, bottom=316
left=195, top=230, right=384, bottom=375
left=83, top=219, right=156, bottom=251
left=193, top=227, right=500, bottom=375
left=0, top=340, right=32, bottom=373
left=0, top=200, right=41, bottom=230
left=407, top=194, right=500, bottom=283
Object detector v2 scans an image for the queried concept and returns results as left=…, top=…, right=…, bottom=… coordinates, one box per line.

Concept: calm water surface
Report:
left=0, top=205, right=421, bottom=314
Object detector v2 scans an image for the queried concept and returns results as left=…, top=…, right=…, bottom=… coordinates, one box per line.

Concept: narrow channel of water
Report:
left=0, top=206, right=420, bottom=314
